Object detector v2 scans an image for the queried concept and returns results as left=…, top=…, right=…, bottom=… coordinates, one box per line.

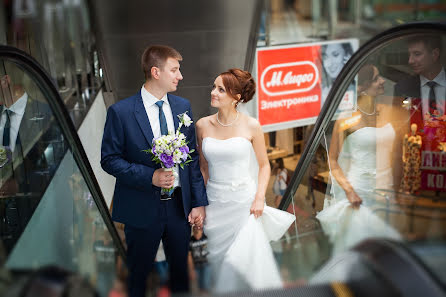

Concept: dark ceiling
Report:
left=90, top=0, right=262, bottom=120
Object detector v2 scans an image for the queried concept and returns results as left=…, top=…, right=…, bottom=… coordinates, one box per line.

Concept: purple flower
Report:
left=159, top=153, right=174, bottom=168
left=179, top=146, right=189, bottom=154
left=179, top=146, right=189, bottom=161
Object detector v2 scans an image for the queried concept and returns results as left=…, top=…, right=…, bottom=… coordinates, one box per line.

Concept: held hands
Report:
left=188, top=206, right=205, bottom=229
left=250, top=196, right=265, bottom=218
left=346, top=189, right=362, bottom=209
left=152, top=168, right=175, bottom=189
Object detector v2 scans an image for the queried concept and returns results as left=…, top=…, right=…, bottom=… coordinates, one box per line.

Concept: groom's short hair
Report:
left=142, top=45, right=183, bottom=80
left=407, top=34, right=442, bottom=53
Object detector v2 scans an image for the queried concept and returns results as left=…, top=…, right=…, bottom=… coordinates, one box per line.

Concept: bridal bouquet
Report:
left=143, top=112, right=195, bottom=194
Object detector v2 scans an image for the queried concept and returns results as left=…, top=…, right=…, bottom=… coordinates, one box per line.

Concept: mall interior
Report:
left=0, top=1, right=445, bottom=297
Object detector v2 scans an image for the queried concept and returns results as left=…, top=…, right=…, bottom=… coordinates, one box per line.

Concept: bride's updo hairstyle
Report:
left=357, top=64, right=375, bottom=93
left=220, top=68, right=256, bottom=106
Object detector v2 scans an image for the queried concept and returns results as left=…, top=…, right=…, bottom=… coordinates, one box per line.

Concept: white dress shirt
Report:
left=141, top=85, right=181, bottom=188
left=0, top=92, right=27, bottom=152
left=420, top=68, right=446, bottom=115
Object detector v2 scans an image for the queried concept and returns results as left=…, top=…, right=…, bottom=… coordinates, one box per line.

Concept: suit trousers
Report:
left=124, top=188, right=191, bottom=297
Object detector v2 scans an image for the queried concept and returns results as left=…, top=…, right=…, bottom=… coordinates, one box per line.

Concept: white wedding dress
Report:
left=317, top=123, right=402, bottom=255
left=202, top=137, right=295, bottom=293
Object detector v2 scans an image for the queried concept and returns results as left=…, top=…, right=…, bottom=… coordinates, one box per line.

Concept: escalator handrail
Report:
left=354, top=239, right=446, bottom=296
left=0, top=45, right=127, bottom=262
left=279, top=21, right=446, bottom=211
left=244, top=0, right=265, bottom=72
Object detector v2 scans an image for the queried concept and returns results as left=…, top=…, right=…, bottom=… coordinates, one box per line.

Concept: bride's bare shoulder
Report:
left=243, top=114, right=261, bottom=130
left=196, top=114, right=216, bottom=130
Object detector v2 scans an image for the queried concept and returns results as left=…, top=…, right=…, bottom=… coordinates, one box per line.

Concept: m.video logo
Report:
left=260, top=61, right=319, bottom=96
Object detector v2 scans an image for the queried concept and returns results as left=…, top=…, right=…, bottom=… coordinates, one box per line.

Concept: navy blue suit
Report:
left=101, top=92, right=208, bottom=296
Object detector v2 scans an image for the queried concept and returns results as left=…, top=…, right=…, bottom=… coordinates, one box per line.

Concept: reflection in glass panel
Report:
left=259, top=0, right=446, bottom=48
left=6, top=152, right=116, bottom=297
left=277, top=31, right=446, bottom=286
left=319, top=62, right=404, bottom=255
left=0, top=59, right=116, bottom=297
left=0, top=59, right=60, bottom=254
left=1, top=0, right=103, bottom=127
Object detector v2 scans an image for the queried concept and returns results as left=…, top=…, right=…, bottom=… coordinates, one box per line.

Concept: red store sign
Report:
left=256, top=40, right=358, bottom=130
left=260, top=61, right=319, bottom=96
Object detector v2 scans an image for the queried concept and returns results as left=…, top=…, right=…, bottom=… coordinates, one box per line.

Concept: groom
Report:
left=101, top=45, right=208, bottom=297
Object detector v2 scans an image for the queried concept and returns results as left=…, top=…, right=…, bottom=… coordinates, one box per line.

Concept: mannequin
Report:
left=400, top=123, right=422, bottom=193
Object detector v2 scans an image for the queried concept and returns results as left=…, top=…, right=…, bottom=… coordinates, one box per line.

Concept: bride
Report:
left=196, top=68, right=295, bottom=293
left=317, top=64, right=402, bottom=255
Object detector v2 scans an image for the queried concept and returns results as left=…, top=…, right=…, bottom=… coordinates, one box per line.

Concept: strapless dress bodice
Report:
left=202, top=137, right=253, bottom=184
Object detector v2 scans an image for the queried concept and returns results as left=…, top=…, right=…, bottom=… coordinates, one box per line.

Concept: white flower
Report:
left=178, top=112, right=193, bottom=127
left=174, top=138, right=182, bottom=148
left=173, top=149, right=183, bottom=163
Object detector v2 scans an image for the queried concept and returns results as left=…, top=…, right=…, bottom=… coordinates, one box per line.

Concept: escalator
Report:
left=1, top=14, right=445, bottom=297
left=272, top=22, right=446, bottom=297
left=0, top=45, right=125, bottom=297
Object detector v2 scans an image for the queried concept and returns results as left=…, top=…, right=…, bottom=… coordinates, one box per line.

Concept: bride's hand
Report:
left=346, top=190, right=362, bottom=209
left=250, top=197, right=264, bottom=218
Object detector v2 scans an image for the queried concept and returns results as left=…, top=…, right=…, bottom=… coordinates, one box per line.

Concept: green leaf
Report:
left=189, top=149, right=195, bottom=154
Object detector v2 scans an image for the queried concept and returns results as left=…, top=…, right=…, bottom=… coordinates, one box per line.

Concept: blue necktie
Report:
left=427, top=81, right=440, bottom=115
left=3, top=109, right=11, bottom=147
left=155, top=101, right=168, bottom=135
left=155, top=100, right=175, bottom=197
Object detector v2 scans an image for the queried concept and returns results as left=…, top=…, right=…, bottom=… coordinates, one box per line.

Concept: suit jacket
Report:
left=394, top=74, right=446, bottom=151
left=0, top=96, right=54, bottom=252
left=394, top=72, right=446, bottom=122
left=0, top=96, right=50, bottom=154
left=394, top=74, right=421, bottom=100
left=101, top=92, right=208, bottom=228
left=394, top=74, right=423, bottom=130
left=0, top=96, right=53, bottom=193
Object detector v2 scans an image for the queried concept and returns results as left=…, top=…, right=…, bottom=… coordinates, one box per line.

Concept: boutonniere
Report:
left=401, top=96, right=416, bottom=110
left=178, top=111, right=193, bottom=130
left=0, top=146, right=10, bottom=168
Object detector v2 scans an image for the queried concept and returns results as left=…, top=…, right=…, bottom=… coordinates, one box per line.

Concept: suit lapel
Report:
left=134, top=93, right=155, bottom=145
left=168, top=94, right=181, bottom=132
left=19, top=98, right=36, bottom=139
left=414, top=76, right=421, bottom=98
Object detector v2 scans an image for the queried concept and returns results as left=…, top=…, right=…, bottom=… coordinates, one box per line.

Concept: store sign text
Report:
left=421, top=151, right=446, bottom=170
left=422, top=172, right=446, bottom=190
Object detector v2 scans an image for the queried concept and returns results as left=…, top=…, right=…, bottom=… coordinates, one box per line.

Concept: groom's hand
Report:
left=152, top=169, right=175, bottom=188
left=188, top=206, right=205, bottom=229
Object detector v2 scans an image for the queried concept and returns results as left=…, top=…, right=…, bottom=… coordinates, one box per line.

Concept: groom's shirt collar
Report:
left=141, top=85, right=169, bottom=107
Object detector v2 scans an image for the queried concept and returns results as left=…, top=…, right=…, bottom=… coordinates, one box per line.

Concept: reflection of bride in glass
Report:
left=317, top=64, right=401, bottom=255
